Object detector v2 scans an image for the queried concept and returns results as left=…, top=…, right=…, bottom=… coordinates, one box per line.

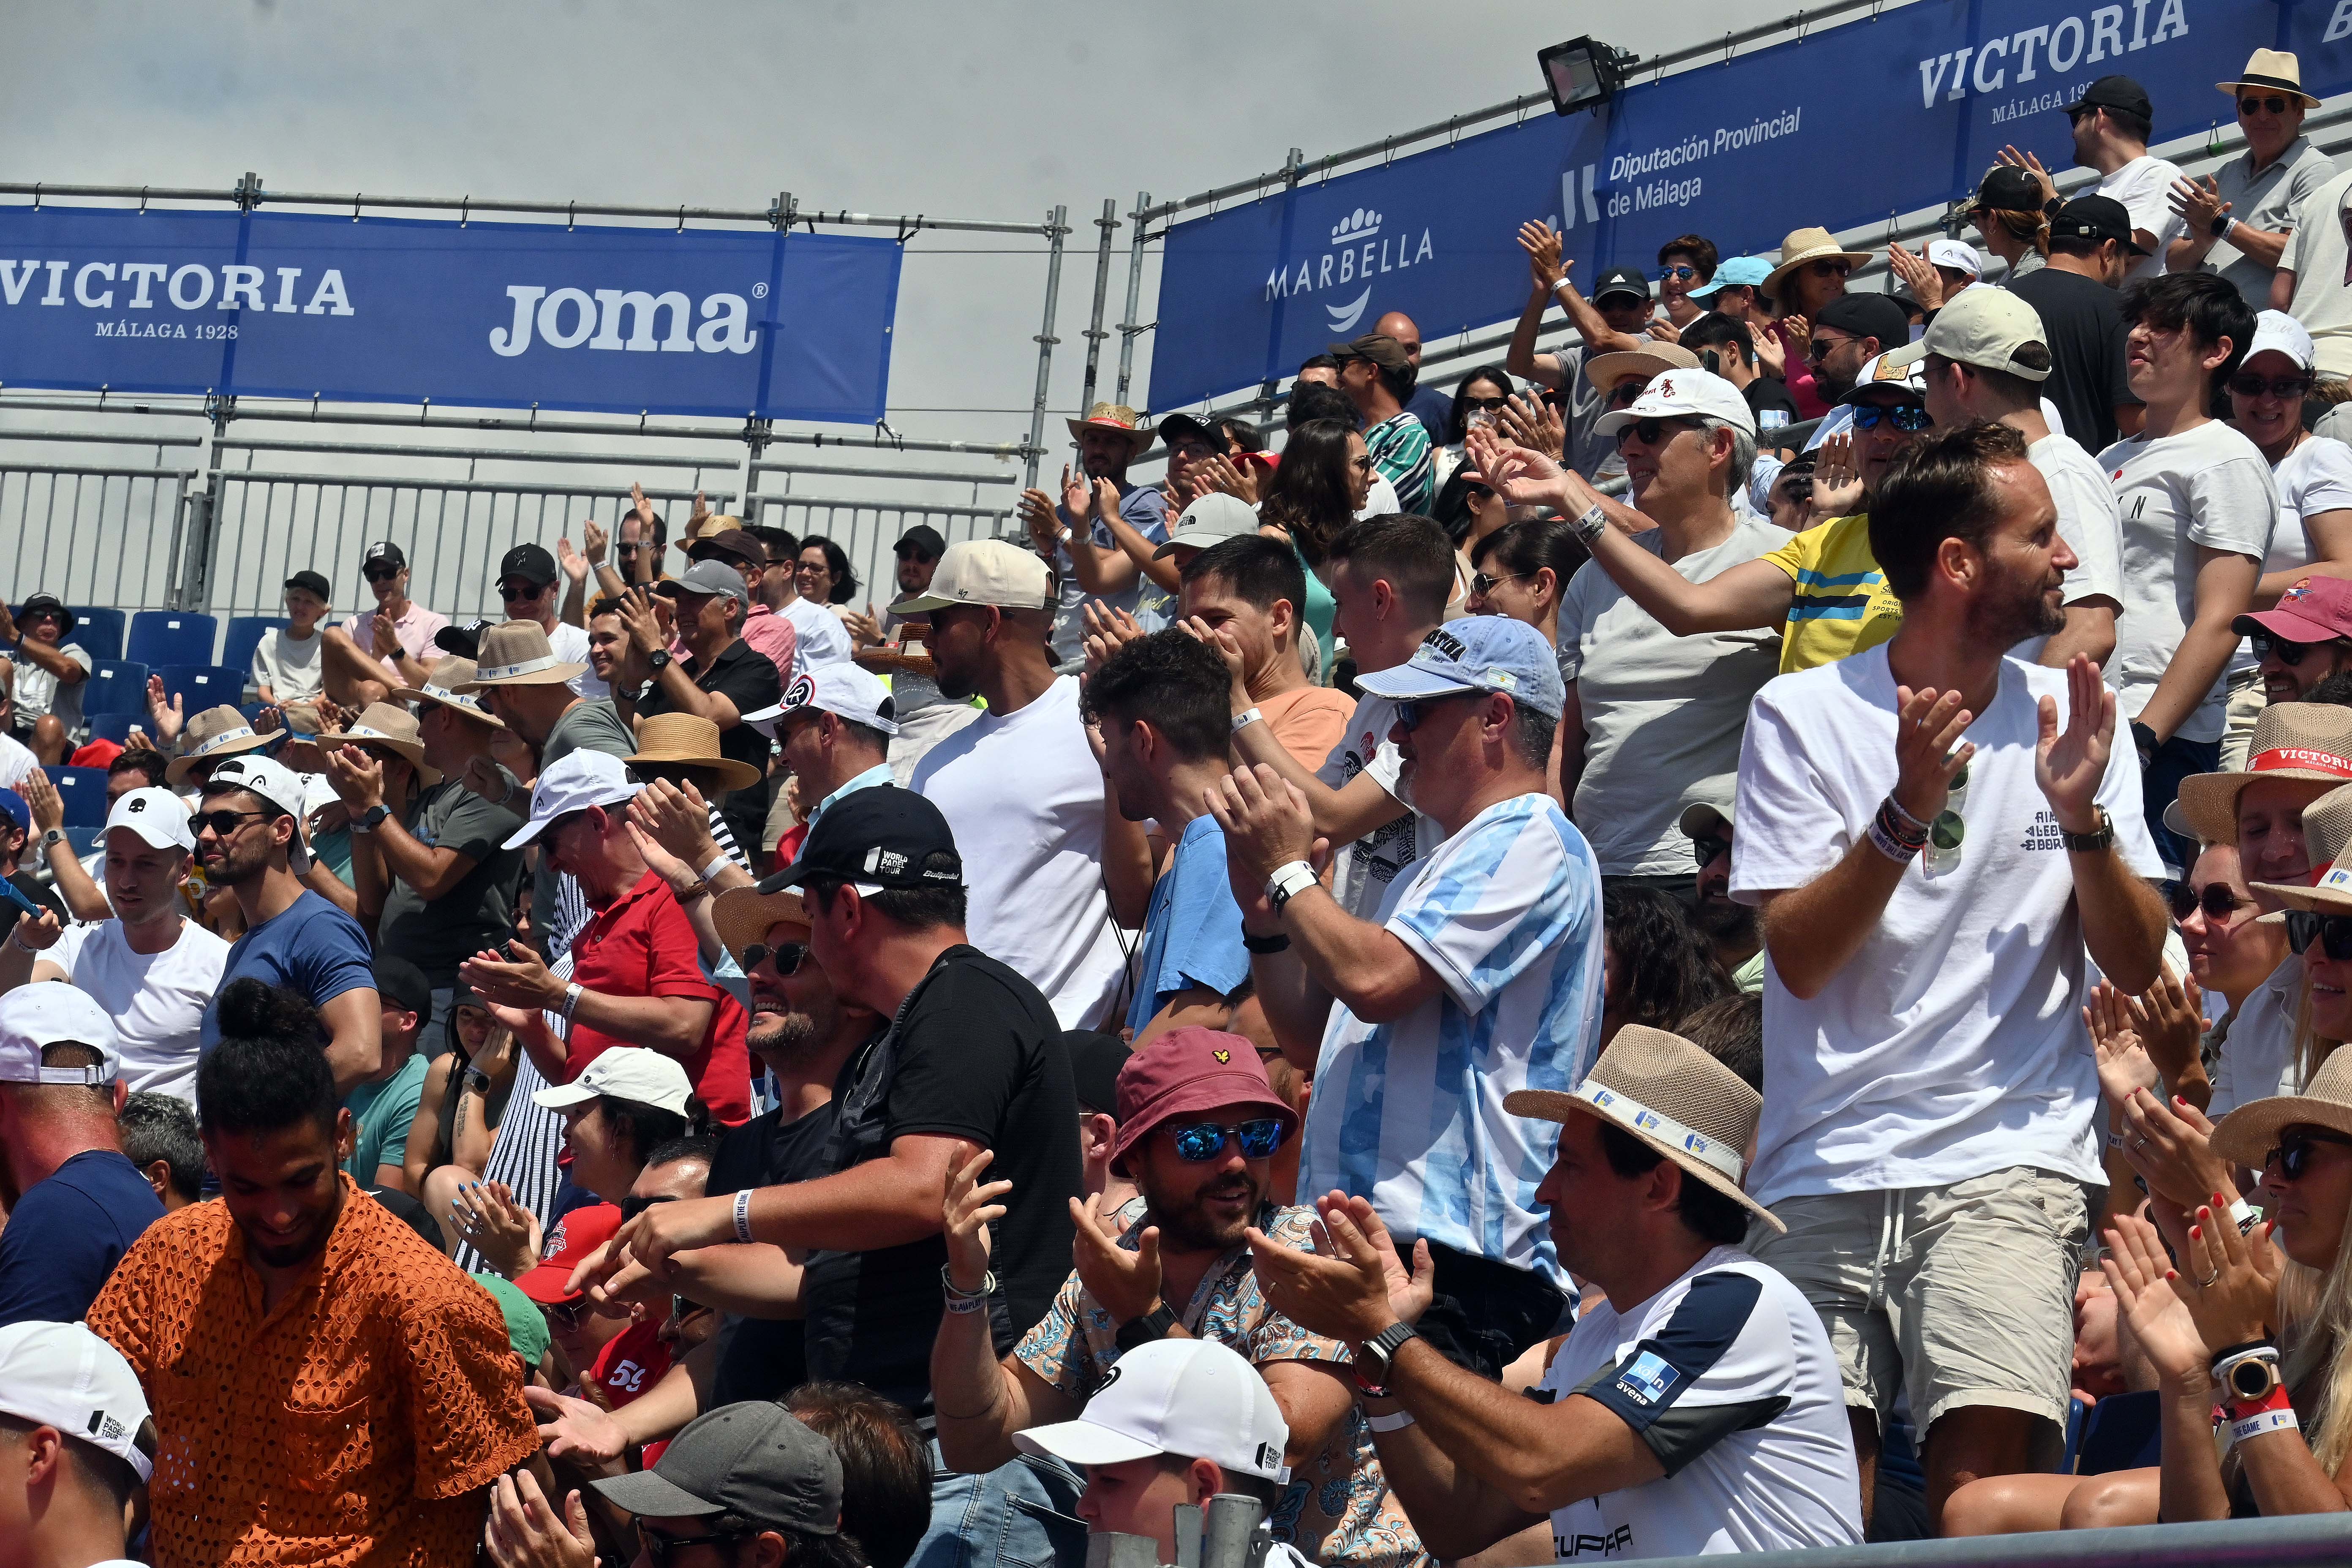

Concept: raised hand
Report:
left=523, top=1385, right=629, bottom=1467
left=2118, top=1085, right=2235, bottom=1214
left=1176, top=613, right=1251, bottom=711
left=1886, top=241, right=1943, bottom=311
left=1995, top=145, right=2058, bottom=204
left=1318, top=1191, right=1433, bottom=1327
left=582, top=518, right=609, bottom=566
left=1494, top=390, right=1563, bottom=463
left=1890, top=683, right=1974, bottom=826
left=1063, top=464, right=1093, bottom=521
left=944, top=1146, right=1010, bottom=1295
left=449, top=1180, right=542, bottom=1279
left=2085, top=980, right=2160, bottom=1108
left=2035, top=654, right=2114, bottom=832
left=685, top=490, right=712, bottom=536
left=1810, top=432, right=1863, bottom=519
left=2099, top=1213, right=2211, bottom=1388
left=1070, top=1191, right=1162, bottom=1323
left=1517, top=219, right=1566, bottom=295
left=2137, top=962, right=2208, bottom=1093
left=144, top=675, right=185, bottom=744
left=2167, top=175, right=2227, bottom=231
left=626, top=777, right=721, bottom=873
left=1464, top=426, right=1573, bottom=513
left=1247, top=1189, right=1410, bottom=1344
left=2170, top=1198, right=2283, bottom=1356
left=1080, top=601, right=1147, bottom=678
left=1018, top=486, right=1065, bottom=553
left=556, top=537, right=591, bottom=585
left=841, top=602, right=883, bottom=648
left=484, top=1470, right=599, bottom=1568
left=1645, top=316, right=1682, bottom=345
left=20, top=768, right=64, bottom=832
left=1197, top=452, right=1259, bottom=505
left=321, top=743, right=385, bottom=811
left=1207, top=763, right=1323, bottom=888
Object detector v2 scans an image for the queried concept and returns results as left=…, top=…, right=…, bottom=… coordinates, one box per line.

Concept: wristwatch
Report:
left=2058, top=808, right=2115, bottom=854
left=2211, top=212, right=2235, bottom=240
left=1115, top=1301, right=1180, bottom=1351
left=1354, top=1321, right=1421, bottom=1394
left=462, top=1067, right=494, bottom=1096
left=646, top=648, right=672, bottom=675
left=353, top=803, right=392, bottom=833
left=2216, top=1344, right=2284, bottom=1404
left=40, top=827, right=67, bottom=850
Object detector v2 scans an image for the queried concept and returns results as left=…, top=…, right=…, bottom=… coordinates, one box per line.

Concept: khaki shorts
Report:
left=1744, top=1167, right=2090, bottom=1437
left=2219, top=670, right=2266, bottom=775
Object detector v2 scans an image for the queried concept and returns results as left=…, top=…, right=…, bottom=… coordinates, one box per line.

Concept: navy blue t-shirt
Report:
left=200, top=889, right=378, bottom=1050
left=1404, top=383, right=1456, bottom=446
left=0, top=1149, right=165, bottom=1325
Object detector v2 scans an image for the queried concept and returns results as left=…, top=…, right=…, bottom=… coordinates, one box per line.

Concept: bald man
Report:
left=1377, top=310, right=1456, bottom=444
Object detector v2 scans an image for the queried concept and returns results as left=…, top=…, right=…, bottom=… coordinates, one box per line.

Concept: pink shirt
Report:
left=739, top=604, right=800, bottom=687
left=340, top=601, right=449, bottom=675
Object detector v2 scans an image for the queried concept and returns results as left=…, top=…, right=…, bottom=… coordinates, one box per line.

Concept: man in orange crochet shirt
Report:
left=88, top=979, right=539, bottom=1568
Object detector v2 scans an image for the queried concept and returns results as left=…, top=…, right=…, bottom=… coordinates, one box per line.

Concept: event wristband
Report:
left=1571, top=502, right=1609, bottom=545
left=1868, top=818, right=1921, bottom=864
left=2229, top=1199, right=2264, bottom=1237
left=700, top=852, right=733, bottom=883
left=1550, top=277, right=1577, bottom=299
left=1366, top=1408, right=1417, bottom=1432
left=734, top=1188, right=755, bottom=1244
left=2230, top=1406, right=2299, bottom=1446
left=1232, top=707, right=1263, bottom=734
left=560, top=982, right=583, bottom=1020
left=1266, top=860, right=1318, bottom=912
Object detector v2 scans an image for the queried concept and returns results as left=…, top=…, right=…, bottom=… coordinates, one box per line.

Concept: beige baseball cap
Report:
left=1881, top=286, right=2051, bottom=383
left=888, top=538, right=1053, bottom=616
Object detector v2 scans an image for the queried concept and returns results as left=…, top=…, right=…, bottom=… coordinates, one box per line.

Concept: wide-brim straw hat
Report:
left=453, top=621, right=588, bottom=689
left=712, top=878, right=812, bottom=970
left=392, top=657, right=508, bottom=730
left=1503, top=1024, right=1783, bottom=1234
left=1065, top=401, right=1155, bottom=453
left=2210, top=1044, right=2352, bottom=1169
left=1761, top=226, right=1874, bottom=303
left=163, top=705, right=279, bottom=785
left=626, top=712, right=760, bottom=793
left=2220, top=49, right=2319, bottom=109
left=313, top=701, right=443, bottom=787
left=1584, top=341, right=1701, bottom=395
left=2175, top=703, right=2352, bottom=849
left=2252, top=781, right=2352, bottom=920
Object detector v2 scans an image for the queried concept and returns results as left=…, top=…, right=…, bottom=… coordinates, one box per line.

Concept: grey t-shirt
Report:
left=10, top=643, right=92, bottom=730
left=2011, top=432, right=2129, bottom=663
left=2281, top=168, right=2352, bottom=379
left=1558, top=516, right=1783, bottom=876
left=379, top=779, right=527, bottom=986
left=2207, top=138, right=2338, bottom=310
left=1550, top=343, right=1614, bottom=480
left=2099, top=420, right=2280, bottom=743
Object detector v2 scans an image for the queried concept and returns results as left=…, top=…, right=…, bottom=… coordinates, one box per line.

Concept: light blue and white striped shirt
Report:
left=1300, top=792, right=1603, bottom=1285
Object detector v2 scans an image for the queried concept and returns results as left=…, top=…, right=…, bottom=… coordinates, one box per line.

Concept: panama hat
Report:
left=2174, top=703, right=2352, bottom=849
left=2219, top=49, right=2319, bottom=109
left=1584, top=340, right=1701, bottom=395
left=1760, top=226, right=1874, bottom=303
left=1503, top=1025, right=1782, bottom=1233
left=626, top=713, right=761, bottom=794
left=2210, top=1045, right=2352, bottom=1170
left=452, top=621, right=588, bottom=689
left=1065, top=401, right=1155, bottom=454
left=392, top=656, right=507, bottom=730
left=314, top=702, right=443, bottom=787
left=163, top=705, right=280, bottom=785
left=712, top=874, right=813, bottom=971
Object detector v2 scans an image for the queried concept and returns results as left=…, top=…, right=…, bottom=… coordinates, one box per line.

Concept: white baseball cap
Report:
left=1881, top=286, right=2051, bottom=382
left=104, top=785, right=196, bottom=852
left=533, top=1045, right=696, bottom=1116
left=744, top=664, right=901, bottom=739
left=504, top=749, right=640, bottom=849
left=1013, top=1338, right=1289, bottom=1482
left=199, top=754, right=310, bottom=820
left=1837, top=349, right=1929, bottom=405
left=0, top=1322, right=155, bottom=1483
left=1926, top=237, right=1984, bottom=276
left=1592, top=366, right=1756, bottom=440
left=888, top=539, right=1053, bottom=616
left=1152, top=493, right=1261, bottom=559
left=2246, top=308, right=2317, bottom=372
left=0, top=985, right=121, bottom=1086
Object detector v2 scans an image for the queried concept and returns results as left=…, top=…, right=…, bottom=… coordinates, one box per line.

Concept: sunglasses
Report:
left=1850, top=404, right=1934, bottom=433
left=2230, top=373, right=2312, bottom=400
left=618, top=1192, right=676, bottom=1222
left=2286, top=909, right=2352, bottom=960
left=1459, top=395, right=1511, bottom=413
left=617, top=542, right=644, bottom=556
left=2251, top=631, right=2347, bottom=666
left=2265, top=1128, right=2352, bottom=1179
left=1691, top=833, right=1731, bottom=868
left=189, top=807, right=271, bottom=838
left=1805, top=337, right=1842, bottom=365
left=1808, top=259, right=1853, bottom=278
left=795, top=560, right=828, bottom=575
left=1658, top=265, right=1699, bottom=281
left=1165, top=1118, right=1289, bottom=1162
left=497, top=580, right=545, bottom=600
left=362, top=568, right=401, bottom=584
left=1470, top=570, right=1529, bottom=597
left=671, top=1292, right=708, bottom=1322
left=1607, top=381, right=1645, bottom=407
left=2169, top=880, right=2253, bottom=922
left=2240, top=95, right=2294, bottom=116
left=638, top=1523, right=751, bottom=1568
left=542, top=1298, right=595, bottom=1333
left=1614, top=416, right=1695, bottom=450
left=741, top=941, right=808, bottom=976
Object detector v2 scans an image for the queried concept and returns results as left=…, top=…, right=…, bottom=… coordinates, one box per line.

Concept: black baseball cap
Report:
left=362, top=541, right=406, bottom=574
left=371, top=955, right=434, bottom=1021
left=498, top=544, right=558, bottom=587
left=1971, top=165, right=2047, bottom=214
left=1157, top=412, right=1220, bottom=450
left=434, top=617, right=493, bottom=658
left=284, top=570, right=332, bottom=602
left=1591, top=266, right=1651, bottom=305
left=1815, top=293, right=1912, bottom=349
left=16, top=593, right=74, bottom=637
left=893, top=524, right=947, bottom=561
left=2063, top=75, right=2153, bottom=122
left=764, top=784, right=963, bottom=894
left=592, top=1403, right=843, bottom=1535
left=1063, top=1031, right=1132, bottom=1117
left=2050, top=195, right=2150, bottom=254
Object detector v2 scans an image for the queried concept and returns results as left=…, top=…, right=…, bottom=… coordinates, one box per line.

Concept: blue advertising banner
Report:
left=1153, top=0, right=2350, bottom=410
left=0, top=206, right=902, bottom=422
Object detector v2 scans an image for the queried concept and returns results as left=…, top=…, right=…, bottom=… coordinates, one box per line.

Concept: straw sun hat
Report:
left=1760, top=226, right=1874, bottom=303
left=2173, top=703, right=2352, bottom=850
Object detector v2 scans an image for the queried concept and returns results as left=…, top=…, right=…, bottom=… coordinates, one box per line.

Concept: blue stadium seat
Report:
left=124, top=612, right=218, bottom=670
left=219, top=617, right=289, bottom=689
left=157, top=664, right=242, bottom=711
left=65, top=607, right=125, bottom=663
left=67, top=824, right=106, bottom=858
left=47, top=766, right=110, bottom=828
left=83, top=712, right=142, bottom=746
left=79, top=660, right=150, bottom=717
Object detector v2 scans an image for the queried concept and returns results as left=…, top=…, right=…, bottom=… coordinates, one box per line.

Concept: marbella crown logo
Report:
left=1263, top=203, right=1437, bottom=335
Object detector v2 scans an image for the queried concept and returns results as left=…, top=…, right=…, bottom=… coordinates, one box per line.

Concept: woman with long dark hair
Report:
left=795, top=535, right=861, bottom=635
left=1435, top=364, right=1516, bottom=490
left=1256, top=417, right=1369, bottom=659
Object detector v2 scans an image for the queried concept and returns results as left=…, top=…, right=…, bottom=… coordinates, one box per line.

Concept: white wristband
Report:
left=1266, top=860, right=1318, bottom=912
left=2229, top=1198, right=2263, bottom=1236
left=700, top=852, right=733, bottom=883
left=733, top=1187, right=755, bottom=1244
left=1550, top=277, right=1576, bottom=299
left=2230, top=1407, right=2298, bottom=1446
left=1366, top=1407, right=1416, bottom=1432
left=559, top=982, right=583, bottom=1020
left=1572, top=502, right=1609, bottom=544
left=1232, top=707, right=1263, bottom=734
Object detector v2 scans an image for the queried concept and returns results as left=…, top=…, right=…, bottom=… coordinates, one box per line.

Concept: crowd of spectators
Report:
left=14, top=44, right=2352, bottom=1568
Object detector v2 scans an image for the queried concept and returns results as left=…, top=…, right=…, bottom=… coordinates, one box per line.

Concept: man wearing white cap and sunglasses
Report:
left=1, top=787, right=226, bottom=1105
left=0, top=1320, right=156, bottom=1568
left=192, top=754, right=382, bottom=1096
left=743, top=664, right=899, bottom=864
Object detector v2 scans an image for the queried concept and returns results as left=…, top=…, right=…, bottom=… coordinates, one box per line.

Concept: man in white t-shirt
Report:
left=2274, top=167, right=2352, bottom=380
left=905, top=540, right=1142, bottom=1029
left=1249, top=1026, right=1862, bottom=1561
left=1560, top=369, right=1781, bottom=887
left=0, top=787, right=226, bottom=1105
left=1223, top=514, right=1450, bottom=922
left=0, top=1319, right=157, bottom=1568
left=748, top=526, right=853, bottom=677
left=250, top=570, right=332, bottom=730
left=1215, top=617, right=1602, bottom=1377
left=2099, top=271, right=2276, bottom=874
left=472, top=544, right=604, bottom=701
left=2060, top=75, right=2184, bottom=283
left=1730, top=419, right=2169, bottom=1533
left=1892, top=286, right=2126, bottom=670
left=1, top=595, right=92, bottom=766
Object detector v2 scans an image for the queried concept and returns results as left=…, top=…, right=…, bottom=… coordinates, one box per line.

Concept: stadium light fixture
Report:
left=1538, top=36, right=1637, bottom=117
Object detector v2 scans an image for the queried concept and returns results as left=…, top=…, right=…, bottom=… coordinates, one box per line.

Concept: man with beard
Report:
left=2238, top=577, right=2352, bottom=705
left=931, top=1026, right=1423, bottom=1568
left=1796, top=294, right=1910, bottom=450
left=1727, top=421, right=2169, bottom=1533
left=88, top=978, right=539, bottom=1568
left=1677, top=798, right=1760, bottom=991
left=191, top=754, right=381, bottom=1095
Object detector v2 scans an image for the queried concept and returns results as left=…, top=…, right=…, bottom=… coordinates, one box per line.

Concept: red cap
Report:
left=1108, top=1026, right=1298, bottom=1176
left=515, top=1201, right=623, bottom=1304
left=1235, top=450, right=1279, bottom=473
left=2237, top=576, right=2352, bottom=645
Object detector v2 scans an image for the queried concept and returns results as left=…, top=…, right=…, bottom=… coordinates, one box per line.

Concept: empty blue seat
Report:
left=125, top=612, right=218, bottom=670
left=220, top=617, right=289, bottom=688
left=47, top=766, right=110, bottom=827
left=63, top=607, right=125, bottom=663
left=157, top=664, right=242, bottom=710
left=79, top=660, right=150, bottom=717
left=83, top=712, right=143, bottom=746
left=68, top=823, right=106, bottom=858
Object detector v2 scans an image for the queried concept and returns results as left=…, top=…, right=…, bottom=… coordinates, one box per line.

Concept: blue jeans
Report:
left=910, top=1443, right=1086, bottom=1568
left=2143, top=734, right=2220, bottom=878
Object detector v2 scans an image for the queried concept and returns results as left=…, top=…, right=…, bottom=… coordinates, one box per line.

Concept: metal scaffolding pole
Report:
left=1116, top=192, right=1152, bottom=409
left=1080, top=199, right=1118, bottom=418
left=1024, top=205, right=1070, bottom=492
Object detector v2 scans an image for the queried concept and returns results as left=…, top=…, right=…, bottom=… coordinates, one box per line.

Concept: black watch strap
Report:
left=1114, top=1302, right=1180, bottom=1351
left=2058, top=808, right=2115, bottom=853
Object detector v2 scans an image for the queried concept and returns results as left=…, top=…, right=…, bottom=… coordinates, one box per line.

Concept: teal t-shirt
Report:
left=343, top=1051, right=430, bottom=1180
left=1294, top=542, right=1337, bottom=680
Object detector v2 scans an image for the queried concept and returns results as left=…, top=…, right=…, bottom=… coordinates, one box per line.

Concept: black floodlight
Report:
left=1538, top=36, right=1636, bottom=117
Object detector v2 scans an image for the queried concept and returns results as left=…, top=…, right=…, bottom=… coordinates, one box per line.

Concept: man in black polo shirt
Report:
left=2007, top=195, right=2144, bottom=451
left=613, top=561, right=781, bottom=857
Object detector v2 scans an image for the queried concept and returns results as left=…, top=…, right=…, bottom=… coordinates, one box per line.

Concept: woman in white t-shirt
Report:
left=250, top=571, right=332, bottom=730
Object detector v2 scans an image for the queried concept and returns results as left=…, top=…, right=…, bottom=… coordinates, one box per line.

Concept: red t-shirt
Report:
left=566, top=870, right=753, bottom=1124
left=588, top=1320, right=672, bottom=1411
